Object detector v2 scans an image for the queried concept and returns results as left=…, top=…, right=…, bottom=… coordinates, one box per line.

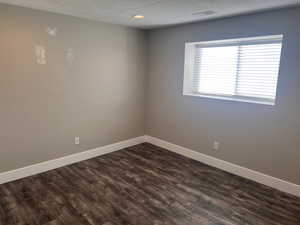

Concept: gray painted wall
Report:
left=1, top=3, right=300, bottom=186
left=0, top=4, right=146, bottom=172
left=146, top=7, right=300, bottom=185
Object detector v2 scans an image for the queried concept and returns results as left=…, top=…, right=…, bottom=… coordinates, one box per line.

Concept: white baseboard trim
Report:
left=145, top=135, right=300, bottom=198
left=2, top=135, right=300, bottom=198
left=0, top=136, right=146, bottom=184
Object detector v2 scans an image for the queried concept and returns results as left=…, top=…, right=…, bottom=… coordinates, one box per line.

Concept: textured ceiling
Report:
left=1, top=0, right=300, bottom=29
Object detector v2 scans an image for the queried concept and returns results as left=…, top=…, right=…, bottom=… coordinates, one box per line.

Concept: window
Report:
left=183, top=35, right=283, bottom=105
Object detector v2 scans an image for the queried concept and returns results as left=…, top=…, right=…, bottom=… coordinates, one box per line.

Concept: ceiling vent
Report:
left=192, top=10, right=216, bottom=16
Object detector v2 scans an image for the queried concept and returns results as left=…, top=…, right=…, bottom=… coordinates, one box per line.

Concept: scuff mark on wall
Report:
left=66, top=48, right=75, bottom=63
left=46, top=27, right=58, bottom=37
left=35, top=45, right=47, bottom=65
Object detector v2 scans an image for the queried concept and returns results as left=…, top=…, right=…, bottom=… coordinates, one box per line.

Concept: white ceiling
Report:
left=1, top=0, right=300, bottom=29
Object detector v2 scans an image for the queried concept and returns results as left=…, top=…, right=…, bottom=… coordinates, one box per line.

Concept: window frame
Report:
left=183, top=35, right=283, bottom=105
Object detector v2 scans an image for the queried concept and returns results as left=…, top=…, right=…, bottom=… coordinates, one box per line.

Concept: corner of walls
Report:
left=143, top=29, right=152, bottom=135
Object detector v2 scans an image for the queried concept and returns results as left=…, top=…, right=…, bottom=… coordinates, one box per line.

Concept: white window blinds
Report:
left=184, top=35, right=283, bottom=105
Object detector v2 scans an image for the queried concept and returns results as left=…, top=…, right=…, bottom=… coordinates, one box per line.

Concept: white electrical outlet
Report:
left=75, top=137, right=80, bottom=145
left=213, top=141, right=219, bottom=151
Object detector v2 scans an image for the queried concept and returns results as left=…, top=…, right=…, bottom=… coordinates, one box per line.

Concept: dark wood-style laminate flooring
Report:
left=0, top=143, right=300, bottom=225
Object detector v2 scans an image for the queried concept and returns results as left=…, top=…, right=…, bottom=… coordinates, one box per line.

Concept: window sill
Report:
left=183, top=92, right=275, bottom=106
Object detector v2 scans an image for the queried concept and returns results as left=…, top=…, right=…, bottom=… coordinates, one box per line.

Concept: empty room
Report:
left=1, top=0, right=300, bottom=224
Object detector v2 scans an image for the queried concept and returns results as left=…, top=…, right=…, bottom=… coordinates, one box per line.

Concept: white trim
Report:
left=184, top=92, right=275, bottom=106
left=186, top=34, right=283, bottom=47
left=2, top=134, right=299, bottom=198
left=145, top=135, right=300, bottom=198
left=183, top=35, right=283, bottom=106
left=0, top=136, right=146, bottom=184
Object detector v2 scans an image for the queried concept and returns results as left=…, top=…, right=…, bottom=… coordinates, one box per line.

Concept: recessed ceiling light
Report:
left=133, top=15, right=145, bottom=19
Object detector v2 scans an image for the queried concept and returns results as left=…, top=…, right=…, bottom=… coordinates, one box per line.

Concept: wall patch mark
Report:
left=35, top=45, right=47, bottom=65
left=46, top=27, right=58, bottom=37
left=66, top=48, right=75, bottom=63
